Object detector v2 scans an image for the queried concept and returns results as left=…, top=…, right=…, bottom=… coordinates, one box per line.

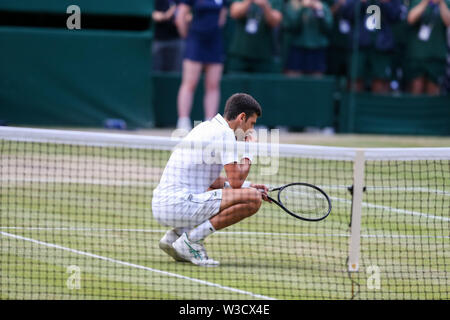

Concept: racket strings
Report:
left=280, top=185, right=329, bottom=218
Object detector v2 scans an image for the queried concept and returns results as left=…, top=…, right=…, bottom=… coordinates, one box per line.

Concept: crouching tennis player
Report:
left=152, top=93, right=270, bottom=267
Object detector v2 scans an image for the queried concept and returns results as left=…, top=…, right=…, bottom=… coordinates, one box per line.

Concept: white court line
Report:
left=279, top=187, right=450, bottom=222
left=0, top=227, right=166, bottom=233
left=3, top=178, right=449, bottom=196
left=1, top=227, right=448, bottom=239
left=365, top=186, right=450, bottom=196
left=327, top=194, right=450, bottom=222
left=264, top=184, right=449, bottom=221
left=221, top=230, right=450, bottom=239
left=0, top=177, right=157, bottom=187
left=0, top=231, right=276, bottom=300
left=319, top=184, right=450, bottom=196
left=1, top=179, right=448, bottom=221
left=362, top=202, right=450, bottom=222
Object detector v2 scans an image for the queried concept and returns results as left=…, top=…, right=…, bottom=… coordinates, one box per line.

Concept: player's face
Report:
left=241, top=113, right=258, bottom=133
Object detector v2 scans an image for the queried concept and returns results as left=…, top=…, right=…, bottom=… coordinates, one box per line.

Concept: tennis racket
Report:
left=259, top=183, right=332, bottom=222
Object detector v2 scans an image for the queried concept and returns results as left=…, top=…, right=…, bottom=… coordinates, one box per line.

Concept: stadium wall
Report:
left=0, top=26, right=154, bottom=129
left=152, top=73, right=336, bottom=129
left=0, top=0, right=153, bottom=16
left=339, top=93, right=450, bottom=135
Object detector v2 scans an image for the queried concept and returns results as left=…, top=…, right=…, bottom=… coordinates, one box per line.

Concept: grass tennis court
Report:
left=1, top=131, right=449, bottom=300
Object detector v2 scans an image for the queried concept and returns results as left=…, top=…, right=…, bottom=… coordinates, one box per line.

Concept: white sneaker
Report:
left=172, top=233, right=219, bottom=267
left=159, top=230, right=189, bottom=262
left=176, top=117, right=192, bottom=132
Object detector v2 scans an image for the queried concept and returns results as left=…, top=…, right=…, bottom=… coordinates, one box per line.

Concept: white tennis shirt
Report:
left=153, top=114, right=238, bottom=204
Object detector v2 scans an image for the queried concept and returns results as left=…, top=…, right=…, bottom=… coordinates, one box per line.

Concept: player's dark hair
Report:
left=224, top=93, right=262, bottom=121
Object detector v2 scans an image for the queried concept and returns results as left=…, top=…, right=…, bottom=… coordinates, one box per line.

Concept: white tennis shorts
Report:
left=152, top=189, right=222, bottom=228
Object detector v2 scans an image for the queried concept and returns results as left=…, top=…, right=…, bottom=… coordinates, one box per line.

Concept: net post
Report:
left=348, top=149, right=365, bottom=272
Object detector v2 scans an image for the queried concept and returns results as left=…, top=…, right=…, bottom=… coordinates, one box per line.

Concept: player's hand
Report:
left=244, top=129, right=257, bottom=142
left=252, top=184, right=271, bottom=202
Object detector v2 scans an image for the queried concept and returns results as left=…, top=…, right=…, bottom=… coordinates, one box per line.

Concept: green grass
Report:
left=0, top=139, right=449, bottom=300
left=276, top=132, right=450, bottom=148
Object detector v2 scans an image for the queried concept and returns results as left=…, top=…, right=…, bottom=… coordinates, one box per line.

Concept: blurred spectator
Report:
left=283, top=0, right=333, bottom=77
left=326, top=0, right=353, bottom=79
left=390, top=0, right=409, bottom=92
left=175, top=0, right=228, bottom=131
left=227, top=0, right=283, bottom=73
left=344, top=0, right=402, bottom=93
left=406, top=0, right=450, bottom=95
left=445, top=27, right=450, bottom=93
left=152, top=0, right=184, bottom=72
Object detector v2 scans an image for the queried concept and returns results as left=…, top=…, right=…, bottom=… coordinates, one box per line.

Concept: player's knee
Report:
left=248, top=189, right=262, bottom=214
left=205, top=80, right=220, bottom=92
left=252, top=197, right=262, bottom=214
left=182, top=79, right=198, bottom=92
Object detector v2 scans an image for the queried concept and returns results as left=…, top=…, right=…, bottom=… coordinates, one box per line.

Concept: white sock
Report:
left=173, top=227, right=190, bottom=237
left=188, top=220, right=215, bottom=242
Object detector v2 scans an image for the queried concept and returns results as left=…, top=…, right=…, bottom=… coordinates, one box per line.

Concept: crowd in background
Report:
left=152, top=0, right=450, bottom=130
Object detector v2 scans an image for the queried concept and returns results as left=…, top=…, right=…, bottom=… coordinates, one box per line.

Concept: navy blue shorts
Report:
left=285, top=47, right=327, bottom=73
left=184, top=29, right=224, bottom=64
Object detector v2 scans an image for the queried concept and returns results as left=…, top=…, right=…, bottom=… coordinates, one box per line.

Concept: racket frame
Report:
left=266, top=182, right=332, bottom=222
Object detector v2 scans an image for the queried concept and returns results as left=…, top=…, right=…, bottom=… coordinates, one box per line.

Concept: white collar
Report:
left=212, top=113, right=230, bottom=128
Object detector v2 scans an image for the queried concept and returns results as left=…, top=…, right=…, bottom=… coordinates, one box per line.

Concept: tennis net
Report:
left=0, top=126, right=448, bottom=299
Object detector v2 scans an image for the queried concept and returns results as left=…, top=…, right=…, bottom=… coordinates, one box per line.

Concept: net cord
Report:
left=1, top=126, right=449, bottom=161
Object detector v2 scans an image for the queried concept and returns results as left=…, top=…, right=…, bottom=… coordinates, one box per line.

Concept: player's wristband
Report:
left=242, top=154, right=253, bottom=163
left=224, top=181, right=252, bottom=188
left=242, top=181, right=252, bottom=188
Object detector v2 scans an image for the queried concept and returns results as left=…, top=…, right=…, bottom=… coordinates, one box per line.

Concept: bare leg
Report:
left=410, top=76, right=425, bottom=95
left=284, top=70, right=302, bottom=77
left=350, top=79, right=365, bottom=92
left=310, top=72, right=324, bottom=78
left=372, top=79, right=389, bottom=94
left=425, top=79, right=440, bottom=96
left=209, top=188, right=262, bottom=230
left=177, top=59, right=203, bottom=118
left=203, top=63, right=223, bottom=120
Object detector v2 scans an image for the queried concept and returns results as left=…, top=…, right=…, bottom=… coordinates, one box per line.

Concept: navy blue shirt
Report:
left=181, top=0, right=228, bottom=33
left=154, top=0, right=180, bottom=40
left=342, top=0, right=402, bottom=51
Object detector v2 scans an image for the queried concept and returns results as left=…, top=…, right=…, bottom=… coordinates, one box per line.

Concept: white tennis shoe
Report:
left=176, top=117, right=192, bottom=132
left=172, top=233, right=219, bottom=267
left=159, top=229, right=189, bottom=262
